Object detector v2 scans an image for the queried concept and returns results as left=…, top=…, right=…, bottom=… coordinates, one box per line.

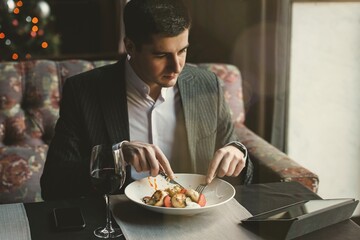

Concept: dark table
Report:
left=24, top=182, right=360, bottom=239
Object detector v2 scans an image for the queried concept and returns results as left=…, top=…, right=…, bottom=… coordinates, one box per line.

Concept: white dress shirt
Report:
left=125, top=59, right=189, bottom=179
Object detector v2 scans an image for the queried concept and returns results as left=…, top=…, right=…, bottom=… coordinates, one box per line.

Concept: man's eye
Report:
left=154, top=54, right=166, bottom=58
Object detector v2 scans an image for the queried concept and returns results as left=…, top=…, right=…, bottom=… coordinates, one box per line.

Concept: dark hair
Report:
left=124, top=0, right=191, bottom=48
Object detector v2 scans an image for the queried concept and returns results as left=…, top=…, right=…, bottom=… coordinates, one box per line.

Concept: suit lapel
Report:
left=97, top=62, right=200, bottom=171
left=99, top=58, right=129, bottom=144
left=178, top=67, right=197, bottom=172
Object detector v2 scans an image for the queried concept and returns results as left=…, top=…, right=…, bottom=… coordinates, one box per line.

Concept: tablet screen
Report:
left=249, top=199, right=353, bottom=220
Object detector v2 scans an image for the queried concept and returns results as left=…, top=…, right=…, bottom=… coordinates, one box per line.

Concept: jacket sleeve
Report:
left=215, top=74, right=254, bottom=185
left=40, top=78, right=93, bottom=201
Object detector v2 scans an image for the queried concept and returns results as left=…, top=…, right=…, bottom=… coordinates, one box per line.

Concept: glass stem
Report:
left=104, top=194, right=114, bottom=232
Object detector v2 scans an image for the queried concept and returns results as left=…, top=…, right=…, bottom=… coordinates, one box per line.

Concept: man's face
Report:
left=125, top=29, right=189, bottom=91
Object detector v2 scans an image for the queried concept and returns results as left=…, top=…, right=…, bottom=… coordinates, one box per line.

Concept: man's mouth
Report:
left=163, top=74, right=177, bottom=80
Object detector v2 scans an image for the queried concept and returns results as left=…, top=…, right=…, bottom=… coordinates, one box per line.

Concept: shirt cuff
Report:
left=112, top=140, right=129, bottom=165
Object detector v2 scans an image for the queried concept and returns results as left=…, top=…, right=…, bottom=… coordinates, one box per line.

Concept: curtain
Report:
left=271, top=0, right=292, bottom=152
left=117, top=0, right=129, bottom=54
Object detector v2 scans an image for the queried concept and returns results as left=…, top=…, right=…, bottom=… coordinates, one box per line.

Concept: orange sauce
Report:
left=147, top=177, right=159, bottom=190
left=154, top=178, right=158, bottom=190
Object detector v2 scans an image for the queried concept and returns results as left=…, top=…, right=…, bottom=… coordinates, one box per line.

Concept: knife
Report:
left=158, top=171, right=185, bottom=189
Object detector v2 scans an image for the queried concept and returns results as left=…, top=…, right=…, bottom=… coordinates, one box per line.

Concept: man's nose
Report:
left=168, top=55, right=182, bottom=73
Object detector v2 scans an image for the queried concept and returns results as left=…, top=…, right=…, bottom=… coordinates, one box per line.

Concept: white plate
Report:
left=124, top=173, right=235, bottom=215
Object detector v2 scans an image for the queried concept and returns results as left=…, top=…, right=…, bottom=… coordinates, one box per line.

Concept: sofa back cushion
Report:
left=0, top=60, right=115, bottom=147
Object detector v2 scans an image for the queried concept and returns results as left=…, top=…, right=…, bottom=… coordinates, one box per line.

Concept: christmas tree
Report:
left=0, top=0, right=60, bottom=61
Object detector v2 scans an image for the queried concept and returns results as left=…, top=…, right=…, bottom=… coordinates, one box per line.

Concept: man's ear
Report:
left=124, top=37, right=135, bottom=56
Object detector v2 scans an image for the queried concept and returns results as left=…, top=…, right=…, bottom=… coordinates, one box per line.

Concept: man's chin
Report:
left=160, top=77, right=178, bottom=87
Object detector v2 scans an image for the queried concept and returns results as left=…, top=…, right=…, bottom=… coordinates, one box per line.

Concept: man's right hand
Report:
left=120, top=141, right=175, bottom=179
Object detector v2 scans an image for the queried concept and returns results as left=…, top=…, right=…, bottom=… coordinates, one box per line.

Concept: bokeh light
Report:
left=32, top=25, right=39, bottom=32
left=13, top=7, right=20, bottom=14
left=41, top=41, right=48, bottom=48
left=16, top=1, right=23, bottom=7
left=32, top=17, right=39, bottom=24
left=12, top=19, right=19, bottom=26
left=12, top=53, right=19, bottom=60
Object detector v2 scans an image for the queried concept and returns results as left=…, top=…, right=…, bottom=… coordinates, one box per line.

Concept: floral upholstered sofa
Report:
left=0, top=59, right=319, bottom=204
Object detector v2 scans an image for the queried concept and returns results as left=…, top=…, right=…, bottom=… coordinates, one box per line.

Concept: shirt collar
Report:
left=125, top=57, right=169, bottom=101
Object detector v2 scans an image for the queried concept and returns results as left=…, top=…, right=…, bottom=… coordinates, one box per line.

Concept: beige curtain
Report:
left=230, top=0, right=292, bottom=152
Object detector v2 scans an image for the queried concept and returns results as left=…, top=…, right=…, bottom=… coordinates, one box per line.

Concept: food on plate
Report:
left=142, top=190, right=168, bottom=206
left=186, top=188, right=200, bottom=202
left=142, top=185, right=207, bottom=208
left=171, top=193, right=187, bottom=208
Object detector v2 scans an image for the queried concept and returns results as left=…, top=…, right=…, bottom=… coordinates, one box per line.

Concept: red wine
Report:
left=91, top=168, right=124, bottom=195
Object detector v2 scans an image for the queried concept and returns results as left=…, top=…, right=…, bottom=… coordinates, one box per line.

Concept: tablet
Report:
left=242, top=198, right=358, bottom=240
left=246, top=198, right=355, bottom=221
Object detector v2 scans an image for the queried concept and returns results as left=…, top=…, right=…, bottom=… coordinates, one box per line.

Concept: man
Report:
left=40, top=0, right=253, bottom=200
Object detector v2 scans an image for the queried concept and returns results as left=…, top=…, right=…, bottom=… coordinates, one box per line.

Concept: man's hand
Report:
left=206, top=145, right=246, bottom=184
left=121, top=141, right=175, bottom=179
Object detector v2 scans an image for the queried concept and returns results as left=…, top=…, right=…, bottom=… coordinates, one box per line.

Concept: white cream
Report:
left=185, top=197, right=201, bottom=208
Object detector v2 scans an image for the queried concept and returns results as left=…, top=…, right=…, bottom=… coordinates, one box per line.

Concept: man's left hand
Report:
left=206, top=145, right=246, bottom=184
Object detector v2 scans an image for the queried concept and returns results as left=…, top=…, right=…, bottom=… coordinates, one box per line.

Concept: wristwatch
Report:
left=227, top=141, right=248, bottom=161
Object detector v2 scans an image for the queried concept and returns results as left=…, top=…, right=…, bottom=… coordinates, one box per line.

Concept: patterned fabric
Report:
left=235, top=125, right=319, bottom=192
left=197, top=64, right=245, bottom=125
left=0, top=59, right=318, bottom=204
left=0, top=145, right=47, bottom=203
left=0, top=60, right=115, bottom=204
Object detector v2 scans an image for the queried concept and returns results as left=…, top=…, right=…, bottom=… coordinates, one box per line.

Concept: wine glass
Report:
left=90, top=144, right=126, bottom=238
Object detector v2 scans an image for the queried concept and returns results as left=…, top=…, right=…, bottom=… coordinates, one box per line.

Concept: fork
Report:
left=196, top=171, right=218, bottom=194
left=195, top=182, right=207, bottom=194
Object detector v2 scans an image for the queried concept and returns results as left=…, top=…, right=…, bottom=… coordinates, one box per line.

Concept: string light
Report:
left=16, top=1, right=23, bottom=7
left=1, top=0, right=60, bottom=61
left=41, top=41, right=48, bottom=49
left=32, top=17, right=39, bottom=24
left=32, top=25, right=39, bottom=32
left=12, top=53, right=19, bottom=60
left=13, top=7, right=20, bottom=14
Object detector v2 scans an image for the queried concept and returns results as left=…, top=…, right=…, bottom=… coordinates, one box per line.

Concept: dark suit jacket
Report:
left=40, top=57, right=253, bottom=200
